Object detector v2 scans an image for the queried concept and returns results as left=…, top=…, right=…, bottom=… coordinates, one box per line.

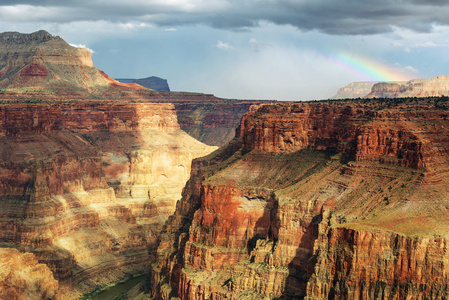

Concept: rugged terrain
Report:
left=366, top=75, right=449, bottom=98
left=150, top=97, right=449, bottom=299
left=0, top=30, right=265, bottom=299
left=331, top=81, right=377, bottom=99
left=4, top=29, right=449, bottom=300
left=0, top=100, right=216, bottom=298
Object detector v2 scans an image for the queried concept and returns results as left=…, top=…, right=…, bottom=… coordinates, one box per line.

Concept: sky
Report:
left=1, top=1, right=449, bottom=100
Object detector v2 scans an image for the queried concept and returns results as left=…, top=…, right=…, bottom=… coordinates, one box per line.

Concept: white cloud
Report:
left=216, top=41, right=235, bottom=51
left=405, top=65, right=419, bottom=73
left=164, top=27, right=177, bottom=31
left=69, top=43, right=95, bottom=54
left=118, top=22, right=152, bottom=30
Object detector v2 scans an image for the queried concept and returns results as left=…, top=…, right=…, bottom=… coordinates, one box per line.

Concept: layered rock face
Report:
left=366, top=75, right=449, bottom=98
left=0, top=31, right=267, bottom=147
left=150, top=98, right=449, bottom=299
left=331, top=81, right=377, bottom=99
left=0, top=29, right=270, bottom=299
left=0, top=30, right=142, bottom=97
left=0, top=248, right=59, bottom=299
left=0, top=101, right=215, bottom=298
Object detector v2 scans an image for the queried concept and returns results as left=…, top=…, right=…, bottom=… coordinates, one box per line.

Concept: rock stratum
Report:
left=0, top=30, right=268, bottom=299
left=366, top=75, right=449, bottom=98
left=0, top=100, right=216, bottom=298
left=4, top=29, right=449, bottom=300
left=333, top=75, right=449, bottom=100
left=0, top=30, right=264, bottom=147
left=150, top=97, right=449, bottom=299
left=331, top=81, right=378, bottom=99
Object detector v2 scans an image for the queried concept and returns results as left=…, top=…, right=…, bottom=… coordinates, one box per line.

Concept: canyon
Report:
left=2, top=30, right=449, bottom=300
left=0, top=100, right=216, bottom=298
left=150, top=99, right=449, bottom=299
left=0, top=30, right=263, bottom=299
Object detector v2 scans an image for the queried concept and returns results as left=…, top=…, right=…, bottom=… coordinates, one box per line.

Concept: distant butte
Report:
left=366, top=75, right=449, bottom=98
left=332, top=75, right=449, bottom=99
left=331, top=81, right=378, bottom=99
left=117, top=76, right=171, bottom=92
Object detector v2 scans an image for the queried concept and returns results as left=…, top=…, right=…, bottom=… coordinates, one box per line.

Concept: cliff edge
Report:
left=150, top=97, right=449, bottom=299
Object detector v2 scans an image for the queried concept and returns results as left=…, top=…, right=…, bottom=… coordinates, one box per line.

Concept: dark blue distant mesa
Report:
left=116, top=76, right=170, bottom=92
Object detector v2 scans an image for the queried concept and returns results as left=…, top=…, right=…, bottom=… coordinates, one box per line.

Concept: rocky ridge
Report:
left=331, top=81, right=377, bottom=99
left=366, top=75, right=449, bottom=98
left=117, top=76, right=171, bottom=92
left=0, top=248, right=59, bottom=299
left=0, top=30, right=268, bottom=299
left=0, top=100, right=216, bottom=298
left=0, top=30, right=140, bottom=95
left=150, top=98, right=449, bottom=299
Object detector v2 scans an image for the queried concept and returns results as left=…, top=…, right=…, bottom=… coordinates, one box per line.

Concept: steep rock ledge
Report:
left=0, top=100, right=215, bottom=298
left=150, top=99, right=449, bottom=299
left=306, top=227, right=449, bottom=299
left=0, top=248, right=59, bottom=299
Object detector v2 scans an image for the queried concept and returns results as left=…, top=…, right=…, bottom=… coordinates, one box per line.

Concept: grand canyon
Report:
left=2, top=30, right=449, bottom=300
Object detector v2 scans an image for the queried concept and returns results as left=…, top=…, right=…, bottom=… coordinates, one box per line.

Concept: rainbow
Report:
left=323, top=51, right=415, bottom=82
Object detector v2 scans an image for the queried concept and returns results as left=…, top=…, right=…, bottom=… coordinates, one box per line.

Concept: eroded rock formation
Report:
left=366, top=75, right=449, bottom=98
left=0, top=100, right=216, bottom=299
left=331, top=81, right=377, bottom=99
left=0, top=30, right=140, bottom=95
left=0, top=30, right=269, bottom=299
left=150, top=98, right=449, bottom=299
left=0, top=248, right=59, bottom=299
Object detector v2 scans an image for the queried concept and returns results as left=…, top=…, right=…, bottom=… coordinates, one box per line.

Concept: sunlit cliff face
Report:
left=0, top=101, right=216, bottom=299
left=150, top=100, right=449, bottom=300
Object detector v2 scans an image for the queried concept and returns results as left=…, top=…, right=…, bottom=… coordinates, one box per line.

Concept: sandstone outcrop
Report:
left=0, top=30, right=271, bottom=299
left=150, top=98, right=449, bottom=299
left=0, top=248, right=59, bottom=299
left=366, top=75, right=449, bottom=98
left=0, top=30, right=139, bottom=95
left=331, top=81, right=377, bottom=99
left=0, top=30, right=267, bottom=147
left=0, top=100, right=216, bottom=299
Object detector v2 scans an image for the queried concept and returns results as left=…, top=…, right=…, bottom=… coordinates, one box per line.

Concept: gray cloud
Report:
left=1, top=0, right=449, bottom=35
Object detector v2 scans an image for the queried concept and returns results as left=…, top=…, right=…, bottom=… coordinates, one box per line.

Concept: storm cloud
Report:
left=0, top=0, right=447, bottom=100
left=1, top=0, right=448, bottom=35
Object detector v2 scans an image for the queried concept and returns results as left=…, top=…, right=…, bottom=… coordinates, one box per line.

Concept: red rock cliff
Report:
left=0, top=100, right=216, bottom=299
left=150, top=98, right=449, bottom=299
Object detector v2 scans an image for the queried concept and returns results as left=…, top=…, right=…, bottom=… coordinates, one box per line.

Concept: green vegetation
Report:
left=316, top=95, right=449, bottom=110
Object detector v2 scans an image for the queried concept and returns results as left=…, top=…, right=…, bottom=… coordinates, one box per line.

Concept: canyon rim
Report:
left=1, top=30, right=449, bottom=300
